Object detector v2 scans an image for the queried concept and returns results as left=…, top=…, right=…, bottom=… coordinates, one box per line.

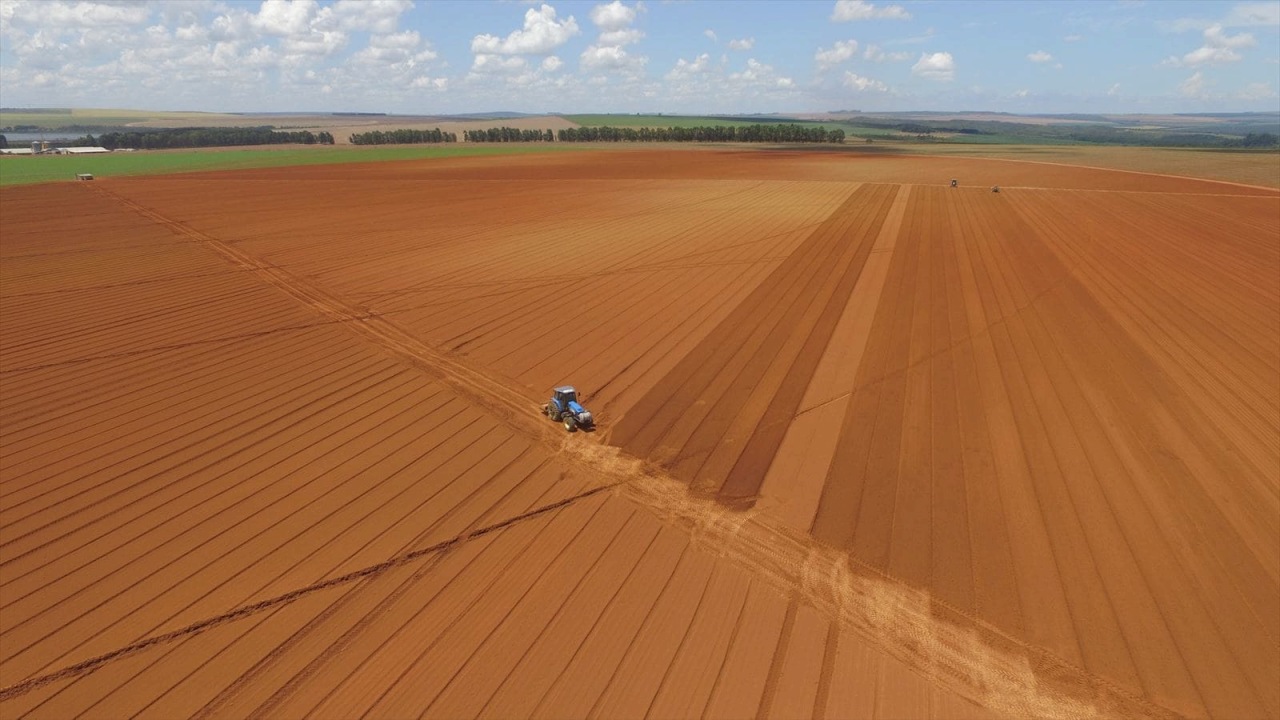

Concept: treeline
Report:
left=465, top=127, right=554, bottom=142
left=556, top=124, right=846, bottom=143
left=68, top=127, right=335, bottom=150
left=1054, top=127, right=1278, bottom=148
left=349, top=128, right=457, bottom=145
left=1237, top=132, right=1280, bottom=147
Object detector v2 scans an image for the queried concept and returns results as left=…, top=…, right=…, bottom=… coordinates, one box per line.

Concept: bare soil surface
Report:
left=2, top=148, right=1276, bottom=718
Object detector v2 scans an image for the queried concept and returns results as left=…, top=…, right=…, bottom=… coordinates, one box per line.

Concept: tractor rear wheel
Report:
left=564, top=416, right=577, bottom=432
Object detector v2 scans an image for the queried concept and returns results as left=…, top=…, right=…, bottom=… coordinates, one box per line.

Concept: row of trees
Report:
left=344, top=125, right=846, bottom=145
left=464, top=127, right=555, bottom=142
left=1235, top=132, right=1278, bottom=147
left=349, top=128, right=457, bottom=145
left=69, top=127, right=334, bottom=150
left=556, top=124, right=846, bottom=143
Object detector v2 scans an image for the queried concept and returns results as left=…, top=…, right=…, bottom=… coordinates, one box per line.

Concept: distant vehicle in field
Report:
left=992, top=185, right=1000, bottom=193
left=950, top=178, right=958, bottom=187
left=544, top=385, right=594, bottom=432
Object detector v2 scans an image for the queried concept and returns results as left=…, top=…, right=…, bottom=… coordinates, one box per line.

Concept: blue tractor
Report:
left=544, top=385, right=594, bottom=432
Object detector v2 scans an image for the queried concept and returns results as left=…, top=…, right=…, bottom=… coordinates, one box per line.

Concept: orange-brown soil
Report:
left=2, top=149, right=1276, bottom=718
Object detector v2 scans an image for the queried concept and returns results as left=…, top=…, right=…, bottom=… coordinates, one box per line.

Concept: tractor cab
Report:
left=553, top=386, right=578, bottom=407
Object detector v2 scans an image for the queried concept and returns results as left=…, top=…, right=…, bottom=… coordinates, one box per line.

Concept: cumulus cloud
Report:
left=0, top=0, right=443, bottom=110
left=471, top=4, right=579, bottom=55
left=590, top=1, right=638, bottom=31
left=542, top=55, right=563, bottom=72
left=730, top=58, right=795, bottom=90
left=728, top=37, right=754, bottom=51
left=598, top=28, right=642, bottom=46
left=863, top=44, right=911, bottom=62
left=704, top=29, right=717, bottom=42
left=471, top=53, right=528, bottom=73
left=580, top=0, right=645, bottom=73
left=581, top=44, right=645, bottom=70
left=410, top=76, right=448, bottom=90
left=328, top=0, right=414, bottom=33
left=663, top=52, right=719, bottom=101
left=1107, top=83, right=1120, bottom=96
left=843, top=71, right=887, bottom=92
left=1027, top=50, right=1053, bottom=63
left=1063, top=34, right=1083, bottom=42
left=3, top=0, right=151, bottom=29
left=1166, top=23, right=1256, bottom=66
left=831, top=0, right=911, bottom=22
left=666, top=52, right=712, bottom=80
left=1012, top=89, right=1029, bottom=98
left=251, top=0, right=317, bottom=37
left=1179, top=70, right=1206, bottom=97
left=815, top=39, right=858, bottom=71
left=911, top=51, right=955, bottom=80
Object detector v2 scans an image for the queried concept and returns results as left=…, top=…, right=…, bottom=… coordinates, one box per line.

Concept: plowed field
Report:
left=2, top=148, right=1277, bottom=719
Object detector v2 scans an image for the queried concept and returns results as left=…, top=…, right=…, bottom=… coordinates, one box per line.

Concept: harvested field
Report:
left=1, top=148, right=1277, bottom=718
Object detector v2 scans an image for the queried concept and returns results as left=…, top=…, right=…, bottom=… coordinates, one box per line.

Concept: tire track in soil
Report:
left=29, top=182, right=1185, bottom=720
left=0, top=483, right=618, bottom=702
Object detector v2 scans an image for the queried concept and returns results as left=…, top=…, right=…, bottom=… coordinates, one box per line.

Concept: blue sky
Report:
left=1, top=0, right=1277, bottom=114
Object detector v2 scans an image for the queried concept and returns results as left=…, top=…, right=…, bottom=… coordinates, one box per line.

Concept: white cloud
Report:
left=1222, top=2, right=1280, bottom=27
left=4, top=0, right=151, bottom=30
left=911, top=51, right=955, bottom=80
left=664, top=52, right=719, bottom=101
left=1027, top=50, right=1053, bottom=63
left=843, top=71, right=887, bottom=92
left=471, top=53, right=528, bottom=73
left=1166, top=4, right=1278, bottom=33
left=590, top=1, right=639, bottom=31
left=728, top=37, right=754, bottom=51
left=1064, top=34, right=1084, bottom=42
left=251, top=0, right=317, bottom=37
left=410, top=75, right=448, bottom=90
left=352, top=34, right=435, bottom=66
left=542, top=55, right=563, bottom=72
left=370, top=29, right=420, bottom=51
left=471, top=4, right=580, bottom=55
left=580, top=44, right=645, bottom=71
left=1204, top=23, right=1257, bottom=49
left=666, top=52, right=712, bottom=80
left=0, top=0, right=450, bottom=111
left=1179, top=70, right=1206, bottom=97
left=281, top=29, right=347, bottom=57
left=831, top=0, right=911, bottom=22
left=729, top=58, right=795, bottom=90
left=328, top=0, right=413, bottom=33
left=598, top=28, right=642, bottom=46
left=1238, top=82, right=1276, bottom=100
left=1166, top=23, right=1256, bottom=66
left=704, top=29, right=717, bottom=42
left=1107, top=82, right=1121, bottom=96
left=815, top=39, right=858, bottom=71
left=863, top=44, right=911, bottom=62
left=580, top=0, right=645, bottom=72
left=1012, top=89, right=1029, bottom=98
